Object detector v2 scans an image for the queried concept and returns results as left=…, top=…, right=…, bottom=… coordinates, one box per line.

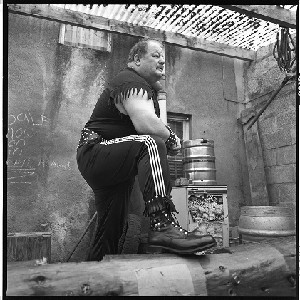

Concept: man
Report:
left=77, top=38, right=216, bottom=261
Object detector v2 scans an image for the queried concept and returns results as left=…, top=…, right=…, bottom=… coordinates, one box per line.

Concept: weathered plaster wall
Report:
left=244, top=40, right=296, bottom=213
left=165, top=45, right=252, bottom=225
left=7, top=13, right=139, bottom=262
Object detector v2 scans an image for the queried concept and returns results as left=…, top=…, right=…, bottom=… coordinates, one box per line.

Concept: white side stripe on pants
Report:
left=100, top=135, right=166, bottom=197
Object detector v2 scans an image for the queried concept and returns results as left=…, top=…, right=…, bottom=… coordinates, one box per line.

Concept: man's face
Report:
left=138, top=41, right=165, bottom=83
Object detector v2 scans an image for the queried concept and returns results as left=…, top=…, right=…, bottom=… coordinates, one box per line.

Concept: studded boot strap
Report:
left=143, top=195, right=178, bottom=217
left=150, top=210, right=188, bottom=235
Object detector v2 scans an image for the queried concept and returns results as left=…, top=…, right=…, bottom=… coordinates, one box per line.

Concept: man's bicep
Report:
left=123, top=88, right=156, bottom=120
left=121, top=88, right=169, bottom=138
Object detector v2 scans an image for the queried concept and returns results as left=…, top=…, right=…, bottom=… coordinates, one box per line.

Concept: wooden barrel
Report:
left=182, top=139, right=216, bottom=185
left=238, top=206, right=296, bottom=241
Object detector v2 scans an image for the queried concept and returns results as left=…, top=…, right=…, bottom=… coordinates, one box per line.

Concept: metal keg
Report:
left=238, top=206, right=296, bottom=241
left=182, top=139, right=217, bottom=185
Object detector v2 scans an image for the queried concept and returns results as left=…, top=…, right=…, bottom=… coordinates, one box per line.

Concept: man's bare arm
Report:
left=115, top=88, right=181, bottom=153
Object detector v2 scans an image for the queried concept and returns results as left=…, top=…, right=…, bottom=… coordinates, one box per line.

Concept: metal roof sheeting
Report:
left=50, top=4, right=297, bottom=51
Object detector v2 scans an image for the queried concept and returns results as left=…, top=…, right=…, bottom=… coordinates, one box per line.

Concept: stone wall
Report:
left=244, top=39, right=296, bottom=213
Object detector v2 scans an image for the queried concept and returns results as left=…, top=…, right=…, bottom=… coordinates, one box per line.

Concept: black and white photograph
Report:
left=3, top=4, right=298, bottom=297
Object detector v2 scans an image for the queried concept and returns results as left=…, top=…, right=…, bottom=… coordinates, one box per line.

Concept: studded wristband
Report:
left=165, top=125, right=177, bottom=149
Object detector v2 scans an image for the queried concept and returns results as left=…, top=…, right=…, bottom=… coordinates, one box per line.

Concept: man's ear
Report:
left=133, top=54, right=141, bottom=66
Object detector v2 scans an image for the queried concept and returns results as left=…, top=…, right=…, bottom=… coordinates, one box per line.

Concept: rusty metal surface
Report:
left=50, top=4, right=297, bottom=51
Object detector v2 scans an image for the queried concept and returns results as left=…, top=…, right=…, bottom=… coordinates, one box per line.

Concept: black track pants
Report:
left=76, top=134, right=172, bottom=261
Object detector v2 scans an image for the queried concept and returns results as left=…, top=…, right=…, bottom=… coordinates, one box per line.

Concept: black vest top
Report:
left=85, top=67, right=160, bottom=140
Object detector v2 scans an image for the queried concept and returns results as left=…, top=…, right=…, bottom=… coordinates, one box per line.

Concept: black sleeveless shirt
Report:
left=85, top=67, right=160, bottom=140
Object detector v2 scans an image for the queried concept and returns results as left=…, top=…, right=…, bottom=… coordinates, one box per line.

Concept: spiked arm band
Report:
left=165, top=125, right=177, bottom=150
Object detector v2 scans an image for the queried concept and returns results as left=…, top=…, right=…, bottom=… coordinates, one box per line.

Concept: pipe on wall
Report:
left=157, top=74, right=167, bottom=125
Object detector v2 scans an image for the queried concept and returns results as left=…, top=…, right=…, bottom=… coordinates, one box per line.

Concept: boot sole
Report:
left=149, top=241, right=217, bottom=254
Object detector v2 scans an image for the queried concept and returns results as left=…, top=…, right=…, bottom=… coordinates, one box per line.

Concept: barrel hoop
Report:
left=183, top=141, right=214, bottom=148
left=240, top=212, right=293, bottom=217
left=238, top=228, right=296, bottom=236
left=184, top=168, right=217, bottom=172
left=183, top=145, right=214, bottom=149
left=240, top=209, right=294, bottom=217
left=191, top=180, right=217, bottom=183
left=183, top=159, right=215, bottom=163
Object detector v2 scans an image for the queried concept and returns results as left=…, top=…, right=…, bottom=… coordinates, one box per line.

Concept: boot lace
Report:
left=168, top=211, right=188, bottom=235
left=151, top=211, right=188, bottom=235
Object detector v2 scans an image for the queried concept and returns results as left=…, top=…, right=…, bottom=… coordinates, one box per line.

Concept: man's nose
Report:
left=159, top=58, right=165, bottom=65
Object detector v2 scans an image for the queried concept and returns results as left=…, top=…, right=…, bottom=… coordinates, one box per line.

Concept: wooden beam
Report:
left=7, top=4, right=255, bottom=61
left=6, top=237, right=296, bottom=296
left=219, top=5, right=297, bottom=29
left=7, top=232, right=52, bottom=263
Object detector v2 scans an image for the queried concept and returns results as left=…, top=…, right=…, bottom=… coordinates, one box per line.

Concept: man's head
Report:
left=127, top=38, right=165, bottom=84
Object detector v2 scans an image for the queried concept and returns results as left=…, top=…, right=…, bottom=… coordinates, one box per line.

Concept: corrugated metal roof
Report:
left=50, top=4, right=297, bottom=51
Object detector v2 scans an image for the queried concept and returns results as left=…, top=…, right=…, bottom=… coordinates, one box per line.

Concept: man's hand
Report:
left=167, top=136, right=182, bottom=156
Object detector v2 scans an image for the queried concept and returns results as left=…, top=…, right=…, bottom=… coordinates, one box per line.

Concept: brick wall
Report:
left=244, top=38, right=296, bottom=212
left=259, top=86, right=296, bottom=209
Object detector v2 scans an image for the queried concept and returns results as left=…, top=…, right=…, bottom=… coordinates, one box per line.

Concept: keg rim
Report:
left=183, top=139, right=214, bottom=148
left=184, top=168, right=217, bottom=171
left=189, top=180, right=218, bottom=185
left=183, top=157, right=215, bottom=163
left=240, top=205, right=293, bottom=211
left=238, top=228, right=296, bottom=236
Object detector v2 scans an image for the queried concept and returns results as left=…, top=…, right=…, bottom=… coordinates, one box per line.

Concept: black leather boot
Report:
left=144, top=196, right=216, bottom=254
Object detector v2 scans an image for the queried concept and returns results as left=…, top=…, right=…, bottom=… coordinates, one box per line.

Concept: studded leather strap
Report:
left=165, top=125, right=177, bottom=150
left=77, top=128, right=102, bottom=149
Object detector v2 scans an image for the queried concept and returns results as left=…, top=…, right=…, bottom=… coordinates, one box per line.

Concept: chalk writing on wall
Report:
left=50, top=161, right=71, bottom=170
left=7, top=158, right=36, bottom=185
left=8, top=159, right=72, bottom=185
left=7, top=111, right=73, bottom=185
left=7, top=112, right=50, bottom=157
left=7, top=112, right=50, bottom=185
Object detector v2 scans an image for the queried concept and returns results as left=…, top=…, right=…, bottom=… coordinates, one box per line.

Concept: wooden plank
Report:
left=219, top=5, right=297, bottom=29
left=7, top=4, right=256, bottom=61
left=7, top=232, right=51, bottom=263
left=242, top=122, right=269, bottom=205
left=7, top=237, right=296, bottom=296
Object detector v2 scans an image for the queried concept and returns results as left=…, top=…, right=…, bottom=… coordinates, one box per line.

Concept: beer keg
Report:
left=238, top=206, right=296, bottom=241
left=182, top=139, right=217, bottom=185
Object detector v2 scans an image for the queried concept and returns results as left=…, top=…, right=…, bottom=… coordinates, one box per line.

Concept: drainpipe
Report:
left=157, top=74, right=167, bottom=125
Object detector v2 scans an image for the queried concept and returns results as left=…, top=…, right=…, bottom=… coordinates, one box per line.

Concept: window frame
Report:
left=167, top=112, right=191, bottom=186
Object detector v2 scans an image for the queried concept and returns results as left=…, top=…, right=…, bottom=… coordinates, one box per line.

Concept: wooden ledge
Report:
left=7, top=237, right=296, bottom=296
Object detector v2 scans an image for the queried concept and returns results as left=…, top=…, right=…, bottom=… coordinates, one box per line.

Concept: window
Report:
left=167, top=113, right=191, bottom=186
left=59, top=24, right=111, bottom=52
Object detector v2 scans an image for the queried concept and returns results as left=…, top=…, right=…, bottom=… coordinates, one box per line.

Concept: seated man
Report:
left=76, top=38, right=216, bottom=261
